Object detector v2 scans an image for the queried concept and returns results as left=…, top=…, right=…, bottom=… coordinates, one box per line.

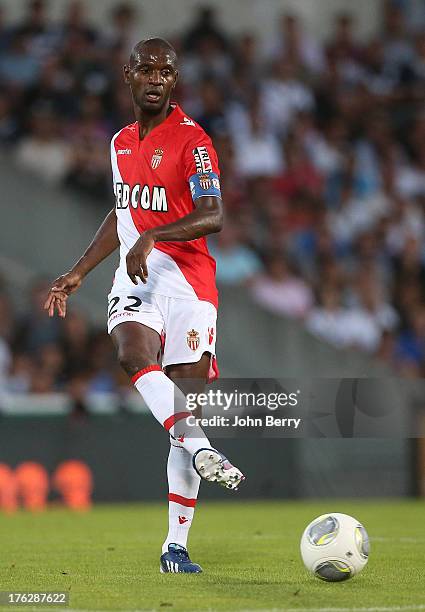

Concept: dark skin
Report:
left=44, top=38, right=223, bottom=386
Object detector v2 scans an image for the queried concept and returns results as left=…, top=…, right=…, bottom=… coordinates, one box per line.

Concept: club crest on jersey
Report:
left=187, top=329, right=200, bottom=351
left=193, top=146, right=212, bottom=173
left=151, top=148, right=163, bottom=169
left=199, top=174, right=211, bottom=190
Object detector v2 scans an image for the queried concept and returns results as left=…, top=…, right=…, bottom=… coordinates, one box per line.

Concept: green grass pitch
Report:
left=0, top=500, right=424, bottom=611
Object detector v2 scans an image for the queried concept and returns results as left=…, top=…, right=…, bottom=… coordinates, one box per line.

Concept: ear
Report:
left=171, top=69, right=179, bottom=91
left=123, top=64, right=130, bottom=85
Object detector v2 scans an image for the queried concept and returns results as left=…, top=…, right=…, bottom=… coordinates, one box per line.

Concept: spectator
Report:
left=23, top=56, right=75, bottom=119
left=349, top=268, right=399, bottom=331
left=38, top=343, right=65, bottom=383
left=0, top=336, right=11, bottom=389
left=260, top=57, right=315, bottom=137
left=86, top=332, right=118, bottom=393
left=307, top=285, right=348, bottom=348
left=273, top=131, right=323, bottom=200
left=381, top=0, right=414, bottom=78
left=361, top=39, right=397, bottom=97
left=13, top=279, right=62, bottom=355
left=338, top=307, right=383, bottom=352
left=60, top=309, right=91, bottom=378
left=0, top=4, right=12, bottom=52
left=0, top=33, right=40, bottom=86
left=327, top=13, right=362, bottom=64
left=266, top=13, right=325, bottom=75
left=302, top=114, right=348, bottom=183
left=251, top=253, right=313, bottom=319
left=396, top=305, right=425, bottom=369
left=65, top=93, right=111, bottom=200
left=408, top=32, right=425, bottom=87
left=396, top=149, right=425, bottom=199
left=57, top=1, right=98, bottom=45
left=6, top=352, right=33, bottom=393
left=13, top=0, right=57, bottom=60
left=209, top=223, right=263, bottom=286
left=232, top=33, right=261, bottom=85
left=385, top=198, right=424, bottom=256
left=194, top=79, right=228, bottom=137
left=230, top=95, right=284, bottom=178
left=181, top=34, right=232, bottom=87
left=182, top=6, right=229, bottom=54
left=329, top=179, right=379, bottom=247
left=15, top=105, right=72, bottom=184
left=354, top=113, right=398, bottom=197
left=29, top=365, right=56, bottom=393
left=103, top=2, right=140, bottom=53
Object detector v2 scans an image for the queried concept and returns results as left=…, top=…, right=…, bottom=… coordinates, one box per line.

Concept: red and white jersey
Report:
left=110, top=104, right=221, bottom=308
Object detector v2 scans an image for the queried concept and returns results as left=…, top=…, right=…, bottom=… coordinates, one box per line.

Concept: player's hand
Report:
left=126, top=231, right=155, bottom=285
left=44, top=270, right=83, bottom=318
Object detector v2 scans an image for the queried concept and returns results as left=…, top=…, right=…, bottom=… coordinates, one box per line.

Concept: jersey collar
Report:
left=137, top=103, right=184, bottom=140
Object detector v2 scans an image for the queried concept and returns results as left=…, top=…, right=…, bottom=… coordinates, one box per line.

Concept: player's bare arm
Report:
left=44, top=209, right=119, bottom=318
left=126, top=195, right=223, bottom=284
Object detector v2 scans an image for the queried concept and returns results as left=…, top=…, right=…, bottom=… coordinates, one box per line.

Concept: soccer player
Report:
left=44, top=38, right=244, bottom=573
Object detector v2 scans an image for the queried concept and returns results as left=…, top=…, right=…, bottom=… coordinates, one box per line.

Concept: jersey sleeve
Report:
left=182, top=133, right=222, bottom=202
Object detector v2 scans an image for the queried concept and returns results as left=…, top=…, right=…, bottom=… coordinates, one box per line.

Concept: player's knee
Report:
left=117, top=346, right=153, bottom=378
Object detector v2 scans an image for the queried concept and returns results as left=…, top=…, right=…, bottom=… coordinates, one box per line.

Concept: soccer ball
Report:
left=300, top=513, right=369, bottom=582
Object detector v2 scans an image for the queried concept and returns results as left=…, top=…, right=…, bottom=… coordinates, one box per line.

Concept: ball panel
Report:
left=314, top=560, right=352, bottom=582
left=307, top=515, right=339, bottom=546
left=355, top=525, right=370, bottom=559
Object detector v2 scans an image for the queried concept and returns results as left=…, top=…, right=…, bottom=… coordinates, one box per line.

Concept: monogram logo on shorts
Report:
left=187, top=329, right=200, bottom=351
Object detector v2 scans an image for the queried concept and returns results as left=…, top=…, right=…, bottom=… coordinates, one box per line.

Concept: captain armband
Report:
left=189, top=172, right=221, bottom=201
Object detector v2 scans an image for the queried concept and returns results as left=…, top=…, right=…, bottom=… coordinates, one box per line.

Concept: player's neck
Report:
left=136, top=104, right=174, bottom=140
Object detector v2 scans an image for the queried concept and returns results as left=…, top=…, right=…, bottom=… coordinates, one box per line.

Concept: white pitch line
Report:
left=239, top=606, right=425, bottom=612
left=60, top=605, right=425, bottom=612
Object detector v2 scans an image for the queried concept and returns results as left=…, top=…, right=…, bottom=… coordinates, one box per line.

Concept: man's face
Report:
left=123, top=45, right=178, bottom=115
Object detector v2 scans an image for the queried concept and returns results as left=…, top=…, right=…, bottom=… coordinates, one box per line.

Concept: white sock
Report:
left=132, top=366, right=214, bottom=456
left=162, top=441, right=201, bottom=554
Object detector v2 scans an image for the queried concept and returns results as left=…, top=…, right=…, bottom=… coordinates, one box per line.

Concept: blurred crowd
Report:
left=0, top=277, right=127, bottom=397
left=1, top=0, right=425, bottom=393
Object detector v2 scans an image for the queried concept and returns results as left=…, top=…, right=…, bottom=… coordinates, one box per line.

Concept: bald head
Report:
left=130, top=37, right=178, bottom=68
left=124, top=36, right=179, bottom=117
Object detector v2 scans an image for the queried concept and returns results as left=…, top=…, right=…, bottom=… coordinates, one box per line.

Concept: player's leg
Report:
left=111, top=321, right=161, bottom=375
left=160, top=355, right=209, bottom=559
left=161, top=297, right=244, bottom=490
left=160, top=353, right=244, bottom=573
left=108, top=293, right=212, bottom=573
left=111, top=321, right=215, bottom=456
left=108, top=288, right=216, bottom=457
left=168, top=354, right=244, bottom=493
left=158, top=298, right=244, bottom=573
left=108, top=292, right=244, bottom=480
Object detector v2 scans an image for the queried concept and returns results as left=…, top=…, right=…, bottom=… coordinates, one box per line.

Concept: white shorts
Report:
left=107, top=287, right=217, bottom=370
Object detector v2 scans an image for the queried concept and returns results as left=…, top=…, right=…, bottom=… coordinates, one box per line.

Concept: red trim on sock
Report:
left=168, top=493, right=197, bottom=508
left=163, top=411, right=191, bottom=431
left=131, top=364, right=162, bottom=384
